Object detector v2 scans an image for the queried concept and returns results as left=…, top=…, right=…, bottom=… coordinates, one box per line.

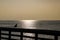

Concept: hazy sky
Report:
left=0, top=0, right=60, bottom=20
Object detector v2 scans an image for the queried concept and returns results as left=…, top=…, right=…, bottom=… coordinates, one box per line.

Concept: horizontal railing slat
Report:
left=1, top=37, right=8, bottom=39
left=1, top=35, right=53, bottom=40
left=1, top=33, right=20, bottom=37
left=21, top=35, right=53, bottom=40
left=1, top=37, right=18, bottom=40
left=0, top=27, right=60, bottom=36
left=1, top=32, right=54, bottom=40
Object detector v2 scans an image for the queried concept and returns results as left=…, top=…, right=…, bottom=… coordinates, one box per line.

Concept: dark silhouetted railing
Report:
left=0, top=27, right=60, bottom=40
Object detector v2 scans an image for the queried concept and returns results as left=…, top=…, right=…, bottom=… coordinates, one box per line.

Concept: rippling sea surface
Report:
left=1, top=20, right=60, bottom=40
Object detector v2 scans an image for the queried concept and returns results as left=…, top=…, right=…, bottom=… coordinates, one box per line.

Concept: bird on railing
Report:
left=14, top=24, right=17, bottom=27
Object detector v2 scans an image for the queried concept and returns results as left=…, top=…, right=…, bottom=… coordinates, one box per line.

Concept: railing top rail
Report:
left=0, top=27, right=60, bottom=36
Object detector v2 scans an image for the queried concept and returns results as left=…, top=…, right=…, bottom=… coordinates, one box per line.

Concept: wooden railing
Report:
left=0, top=27, right=60, bottom=40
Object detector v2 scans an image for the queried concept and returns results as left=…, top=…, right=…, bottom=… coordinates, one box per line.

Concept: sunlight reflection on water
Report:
left=21, top=20, right=37, bottom=29
left=20, top=20, right=36, bottom=40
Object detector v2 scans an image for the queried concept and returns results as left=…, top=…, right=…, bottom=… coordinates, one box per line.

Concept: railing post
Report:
left=35, top=33, right=38, bottom=40
left=54, top=35, right=58, bottom=40
left=0, top=29, right=1, bottom=40
left=20, top=32, right=23, bottom=40
left=9, top=31, right=11, bottom=40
